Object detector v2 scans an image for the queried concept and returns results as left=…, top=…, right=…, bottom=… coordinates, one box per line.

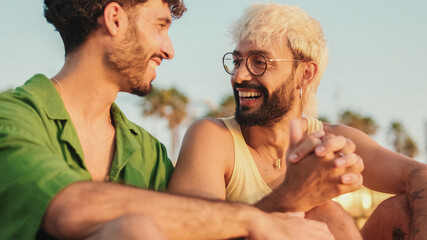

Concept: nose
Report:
left=161, top=35, right=175, bottom=60
left=232, top=60, right=252, bottom=84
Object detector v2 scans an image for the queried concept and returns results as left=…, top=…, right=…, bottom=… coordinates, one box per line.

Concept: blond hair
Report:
left=230, top=3, right=328, bottom=117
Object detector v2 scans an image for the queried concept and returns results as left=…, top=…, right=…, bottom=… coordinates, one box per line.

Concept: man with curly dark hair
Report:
left=0, top=0, right=336, bottom=239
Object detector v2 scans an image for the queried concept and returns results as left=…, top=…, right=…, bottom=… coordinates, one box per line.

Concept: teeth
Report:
left=239, top=91, right=261, bottom=98
left=149, top=60, right=158, bottom=70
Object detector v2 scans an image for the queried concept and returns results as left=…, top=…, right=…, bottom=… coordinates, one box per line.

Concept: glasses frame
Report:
left=222, top=52, right=303, bottom=76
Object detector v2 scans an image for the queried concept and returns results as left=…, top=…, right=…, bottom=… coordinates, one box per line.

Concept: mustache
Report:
left=233, top=83, right=269, bottom=98
left=151, top=53, right=163, bottom=61
left=233, top=82, right=265, bottom=91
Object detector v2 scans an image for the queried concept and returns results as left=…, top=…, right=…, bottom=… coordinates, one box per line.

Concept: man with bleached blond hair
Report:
left=169, top=3, right=427, bottom=239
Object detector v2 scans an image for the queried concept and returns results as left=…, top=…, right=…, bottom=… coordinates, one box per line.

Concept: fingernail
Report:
left=315, top=146, right=325, bottom=155
left=335, top=158, right=346, bottom=167
left=289, top=153, right=298, bottom=162
left=341, top=174, right=354, bottom=184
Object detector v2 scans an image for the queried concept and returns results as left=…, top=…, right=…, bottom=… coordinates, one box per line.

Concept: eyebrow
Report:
left=157, top=17, right=172, bottom=26
left=254, top=50, right=273, bottom=57
left=233, top=49, right=274, bottom=57
left=232, top=50, right=241, bottom=56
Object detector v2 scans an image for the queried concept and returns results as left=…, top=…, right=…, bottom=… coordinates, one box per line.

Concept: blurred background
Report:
left=2, top=0, right=426, bottom=227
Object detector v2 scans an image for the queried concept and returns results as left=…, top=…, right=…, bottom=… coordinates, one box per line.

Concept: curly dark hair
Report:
left=44, top=0, right=186, bottom=55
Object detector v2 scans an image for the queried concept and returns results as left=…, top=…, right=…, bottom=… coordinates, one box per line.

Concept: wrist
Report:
left=255, top=189, right=303, bottom=213
left=239, top=205, right=267, bottom=236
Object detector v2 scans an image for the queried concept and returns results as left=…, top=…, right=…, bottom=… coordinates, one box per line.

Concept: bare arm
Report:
left=44, top=181, right=334, bottom=240
left=168, top=119, right=234, bottom=200
left=44, top=181, right=249, bottom=239
left=325, top=123, right=427, bottom=239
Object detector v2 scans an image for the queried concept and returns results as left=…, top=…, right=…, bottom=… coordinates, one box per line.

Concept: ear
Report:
left=298, top=62, right=318, bottom=89
left=103, top=2, right=127, bottom=36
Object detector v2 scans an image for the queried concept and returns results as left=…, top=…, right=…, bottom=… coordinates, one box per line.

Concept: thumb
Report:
left=289, top=119, right=304, bottom=150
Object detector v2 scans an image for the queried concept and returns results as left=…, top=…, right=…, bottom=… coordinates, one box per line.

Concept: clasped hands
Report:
left=278, top=119, right=364, bottom=212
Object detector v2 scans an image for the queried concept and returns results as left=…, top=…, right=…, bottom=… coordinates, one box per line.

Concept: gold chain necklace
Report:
left=51, top=77, right=62, bottom=97
left=257, top=147, right=282, bottom=169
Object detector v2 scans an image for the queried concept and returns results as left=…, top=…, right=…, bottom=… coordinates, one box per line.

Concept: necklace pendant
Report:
left=274, top=159, right=282, bottom=169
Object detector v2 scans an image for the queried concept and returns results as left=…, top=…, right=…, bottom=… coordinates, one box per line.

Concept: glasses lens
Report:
left=223, top=53, right=240, bottom=75
left=247, top=53, right=267, bottom=76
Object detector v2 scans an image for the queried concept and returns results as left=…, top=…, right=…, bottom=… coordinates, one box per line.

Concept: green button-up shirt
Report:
left=0, top=74, right=174, bottom=239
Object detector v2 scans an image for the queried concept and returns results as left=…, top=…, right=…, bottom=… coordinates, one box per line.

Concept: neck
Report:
left=241, top=109, right=305, bottom=162
left=52, top=49, right=120, bottom=128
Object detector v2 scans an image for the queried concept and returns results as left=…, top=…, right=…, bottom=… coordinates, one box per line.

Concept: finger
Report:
left=334, top=153, right=359, bottom=168
left=320, top=133, right=336, bottom=141
left=345, top=154, right=364, bottom=173
left=339, top=154, right=364, bottom=183
left=315, top=135, right=347, bottom=157
left=288, top=134, right=323, bottom=163
left=340, top=173, right=363, bottom=192
left=341, top=173, right=359, bottom=184
left=340, top=155, right=364, bottom=182
left=339, top=138, right=356, bottom=155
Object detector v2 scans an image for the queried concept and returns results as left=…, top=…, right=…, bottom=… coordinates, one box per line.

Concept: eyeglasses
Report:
left=222, top=52, right=302, bottom=76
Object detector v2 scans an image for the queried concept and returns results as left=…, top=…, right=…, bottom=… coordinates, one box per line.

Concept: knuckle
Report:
left=326, top=136, right=346, bottom=149
left=323, top=140, right=337, bottom=150
left=346, top=155, right=364, bottom=172
left=323, top=133, right=336, bottom=139
left=357, top=156, right=365, bottom=171
left=353, top=174, right=363, bottom=190
left=336, top=135, right=346, bottom=142
left=346, top=138, right=356, bottom=149
left=346, top=153, right=358, bottom=164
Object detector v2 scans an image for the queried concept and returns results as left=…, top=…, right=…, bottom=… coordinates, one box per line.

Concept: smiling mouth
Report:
left=238, top=90, right=262, bottom=100
left=149, top=59, right=160, bottom=71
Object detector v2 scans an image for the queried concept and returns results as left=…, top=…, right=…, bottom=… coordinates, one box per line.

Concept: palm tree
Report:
left=142, top=87, right=189, bottom=158
left=204, top=95, right=236, bottom=118
left=338, top=110, right=378, bottom=136
left=317, top=115, right=330, bottom=123
left=388, top=121, right=418, bottom=158
left=1, top=88, right=13, bottom=94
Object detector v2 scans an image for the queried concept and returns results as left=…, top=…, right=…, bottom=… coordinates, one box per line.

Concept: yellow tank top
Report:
left=223, top=117, right=323, bottom=205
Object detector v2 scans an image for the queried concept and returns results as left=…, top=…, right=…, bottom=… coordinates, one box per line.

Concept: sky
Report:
left=1, top=0, right=427, bottom=162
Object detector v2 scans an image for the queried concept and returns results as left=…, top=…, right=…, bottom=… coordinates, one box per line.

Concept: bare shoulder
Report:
left=169, top=118, right=235, bottom=198
left=184, top=118, right=232, bottom=143
left=188, top=117, right=228, bottom=132
left=179, top=117, right=235, bottom=165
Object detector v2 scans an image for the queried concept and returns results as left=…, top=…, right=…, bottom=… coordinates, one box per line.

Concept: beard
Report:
left=234, top=76, right=296, bottom=127
left=105, top=21, right=152, bottom=97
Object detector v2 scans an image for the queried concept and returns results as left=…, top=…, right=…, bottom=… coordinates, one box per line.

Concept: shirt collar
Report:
left=24, top=74, right=71, bottom=120
left=24, top=74, right=140, bottom=137
left=26, top=74, right=140, bottom=136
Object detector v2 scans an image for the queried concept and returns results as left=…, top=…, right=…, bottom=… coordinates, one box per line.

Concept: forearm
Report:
left=44, top=181, right=257, bottom=240
left=404, top=163, right=427, bottom=240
